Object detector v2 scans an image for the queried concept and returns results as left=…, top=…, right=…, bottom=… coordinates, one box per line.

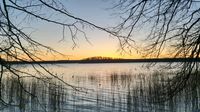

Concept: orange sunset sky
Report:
left=25, top=0, right=145, bottom=60
left=18, top=0, right=171, bottom=60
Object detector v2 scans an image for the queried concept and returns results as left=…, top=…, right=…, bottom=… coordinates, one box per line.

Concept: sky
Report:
left=16, top=0, right=143, bottom=60
left=4, top=0, right=200, bottom=60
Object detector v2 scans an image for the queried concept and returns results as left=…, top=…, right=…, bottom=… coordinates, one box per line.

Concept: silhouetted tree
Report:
left=110, top=0, right=200, bottom=100
left=0, top=0, right=115, bottom=107
left=0, top=0, right=200, bottom=106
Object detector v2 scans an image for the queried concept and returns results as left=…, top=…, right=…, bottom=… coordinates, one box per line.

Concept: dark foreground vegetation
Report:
left=0, top=70, right=199, bottom=112
left=0, top=76, right=67, bottom=112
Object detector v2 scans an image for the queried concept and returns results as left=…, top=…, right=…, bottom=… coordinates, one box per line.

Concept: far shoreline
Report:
left=7, top=58, right=200, bottom=64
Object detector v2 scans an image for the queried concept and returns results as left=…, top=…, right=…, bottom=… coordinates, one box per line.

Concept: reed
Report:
left=0, top=70, right=199, bottom=112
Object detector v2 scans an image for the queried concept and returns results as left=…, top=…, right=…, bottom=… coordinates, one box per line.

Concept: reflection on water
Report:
left=0, top=63, right=200, bottom=112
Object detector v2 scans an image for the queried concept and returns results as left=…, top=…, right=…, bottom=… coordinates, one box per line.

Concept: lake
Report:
left=1, top=63, right=200, bottom=112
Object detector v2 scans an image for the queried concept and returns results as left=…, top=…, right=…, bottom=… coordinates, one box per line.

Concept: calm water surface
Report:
left=1, top=63, right=200, bottom=112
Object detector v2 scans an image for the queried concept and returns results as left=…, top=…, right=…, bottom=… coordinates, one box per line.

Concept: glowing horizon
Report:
left=38, top=52, right=142, bottom=60
left=15, top=0, right=168, bottom=61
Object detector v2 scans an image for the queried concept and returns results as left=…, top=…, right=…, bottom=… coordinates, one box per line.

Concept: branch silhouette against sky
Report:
left=0, top=0, right=200, bottom=105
